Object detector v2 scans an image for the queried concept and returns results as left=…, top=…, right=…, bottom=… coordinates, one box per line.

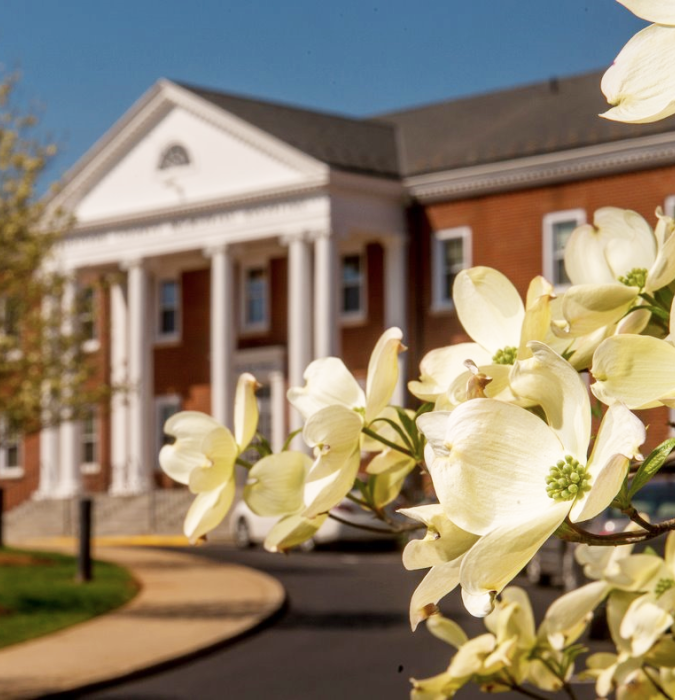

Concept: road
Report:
left=79, top=543, right=598, bottom=700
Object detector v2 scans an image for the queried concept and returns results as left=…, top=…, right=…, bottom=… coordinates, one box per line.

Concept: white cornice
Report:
left=70, top=177, right=329, bottom=233
left=405, top=131, right=675, bottom=203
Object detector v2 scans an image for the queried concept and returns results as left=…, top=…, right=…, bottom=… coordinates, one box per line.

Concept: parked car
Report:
left=526, top=473, right=675, bottom=590
left=230, top=497, right=399, bottom=551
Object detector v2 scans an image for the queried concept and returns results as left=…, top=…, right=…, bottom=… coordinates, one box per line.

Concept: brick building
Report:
left=3, top=70, right=674, bottom=507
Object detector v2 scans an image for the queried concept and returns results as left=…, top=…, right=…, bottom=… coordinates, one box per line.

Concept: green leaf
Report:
left=414, top=402, right=434, bottom=419
left=281, top=427, right=303, bottom=452
left=610, top=476, right=631, bottom=511
left=394, top=407, right=420, bottom=452
left=368, top=416, right=414, bottom=452
left=628, top=438, right=675, bottom=500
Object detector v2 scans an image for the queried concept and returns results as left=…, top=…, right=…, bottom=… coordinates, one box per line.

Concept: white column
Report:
left=109, top=278, right=129, bottom=494
left=36, top=427, right=60, bottom=499
left=125, top=259, right=152, bottom=493
left=313, top=230, right=339, bottom=359
left=35, top=295, right=60, bottom=499
left=383, top=235, right=409, bottom=406
left=269, top=370, right=286, bottom=452
left=56, top=276, right=81, bottom=497
left=285, top=233, right=313, bottom=434
left=205, top=244, right=235, bottom=428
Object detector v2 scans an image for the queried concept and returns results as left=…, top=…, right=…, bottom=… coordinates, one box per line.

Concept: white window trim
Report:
left=0, top=419, right=23, bottom=479
left=155, top=277, right=181, bottom=344
left=664, top=196, right=675, bottom=219
left=542, top=209, right=586, bottom=290
left=155, top=394, right=182, bottom=470
left=340, top=250, right=368, bottom=325
left=431, top=226, right=472, bottom=312
left=239, top=261, right=270, bottom=334
left=80, top=407, right=100, bottom=475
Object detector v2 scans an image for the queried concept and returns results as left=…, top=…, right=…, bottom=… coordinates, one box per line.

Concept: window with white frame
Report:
left=80, top=406, right=99, bottom=472
left=155, top=395, right=181, bottom=468
left=340, top=253, right=366, bottom=320
left=157, top=278, right=181, bottom=341
left=0, top=419, right=22, bottom=478
left=432, top=227, right=472, bottom=311
left=542, top=210, right=586, bottom=288
left=241, top=265, right=269, bottom=332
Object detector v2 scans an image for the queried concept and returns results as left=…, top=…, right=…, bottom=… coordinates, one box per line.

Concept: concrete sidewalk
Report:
left=0, top=545, right=286, bottom=699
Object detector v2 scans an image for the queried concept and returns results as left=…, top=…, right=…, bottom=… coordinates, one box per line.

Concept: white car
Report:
left=230, top=497, right=398, bottom=551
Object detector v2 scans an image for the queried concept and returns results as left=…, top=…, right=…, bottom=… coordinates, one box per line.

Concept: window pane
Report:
left=158, top=281, right=178, bottom=335
left=341, top=255, right=363, bottom=315
left=552, top=220, right=576, bottom=286
left=245, top=269, right=267, bottom=325
left=441, top=237, right=465, bottom=302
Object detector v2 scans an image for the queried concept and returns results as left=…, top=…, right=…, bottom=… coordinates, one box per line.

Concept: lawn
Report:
left=0, top=547, right=139, bottom=648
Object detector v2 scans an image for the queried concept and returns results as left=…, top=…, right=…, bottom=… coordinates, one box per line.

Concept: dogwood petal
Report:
left=618, top=0, right=675, bottom=25
left=570, top=403, right=644, bottom=523
left=159, top=444, right=207, bottom=485
left=183, top=478, right=236, bottom=543
left=621, top=595, right=674, bottom=657
left=233, top=373, right=259, bottom=452
left=565, top=208, right=655, bottom=283
left=647, top=224, right=675, bottom=291
left=365, top=327, right=405, bottom=423
left=617, top=0, right=675, bottom=25
left=263, top=512, right=327, bottom=553
left=400, top=504, right=479, bottom=570
left=454, top=267, right=524, bottom=354
left=602, top=24, right=675, bottom=124
left=163, top=410, right=222, bottom=447
left=426, top=613, right=469, bottom=649
left=303, top=444, right=361, bottom=518
left=510, top=341, right=590, bottom=459
left=244, top=451, right=311, bottom=516
left=408, top=343, right=490, bottom=402
left=187, top=426, right=238, bottom=494
left=592, top=335, right=675, bottom=408
left=518, top=281, right=554, bottom=359
left=409, top=559, right=463, bottom=630
left=561, top=283, right=639, bottom=336
left=287, top=357, right=365, bottom=419
left=543, top=581, right=610, bottom=649
left=458, top=504, right=569, bottom=615
left=420, top=400, right=563, bottom=535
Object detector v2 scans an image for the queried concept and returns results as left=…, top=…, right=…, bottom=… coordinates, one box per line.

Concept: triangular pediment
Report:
left=53, top=80, right=328, bottom=226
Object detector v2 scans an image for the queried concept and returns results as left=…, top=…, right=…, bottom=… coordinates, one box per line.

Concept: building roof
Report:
left=178, top=81, right=400, bottom=179
left=180, top=71, right=675, bottom=182
left=374, top=70, right=675, bottom=177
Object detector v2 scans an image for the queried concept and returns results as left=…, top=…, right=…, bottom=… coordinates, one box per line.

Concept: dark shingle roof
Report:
left=178, top=82, right=400, bottom=178
left=179, top=72, right=675, bottom=182
left=373, top=71, right=675, bottom=177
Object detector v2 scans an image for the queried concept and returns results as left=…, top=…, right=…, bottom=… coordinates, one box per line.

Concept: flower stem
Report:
left=361, top=426, right=413, bottom=457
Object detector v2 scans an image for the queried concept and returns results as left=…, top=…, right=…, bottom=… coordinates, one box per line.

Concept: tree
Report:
left=0, top=73, right=107, bottom=445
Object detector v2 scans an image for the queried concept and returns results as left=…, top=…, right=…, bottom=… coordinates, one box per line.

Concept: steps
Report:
left=4, top=490, right=234, bottom=542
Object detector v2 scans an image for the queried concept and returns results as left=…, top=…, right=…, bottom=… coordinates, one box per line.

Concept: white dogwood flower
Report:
left=417, top=342, right=645, bottom=616
left=159, top=373, right=259, bottom=542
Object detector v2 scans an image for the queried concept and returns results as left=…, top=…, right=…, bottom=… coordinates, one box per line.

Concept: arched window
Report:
left=158, top=144, right=190, bottom=170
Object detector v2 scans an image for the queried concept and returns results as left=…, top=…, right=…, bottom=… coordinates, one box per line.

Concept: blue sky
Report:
left=1, top=0, right=646, bottom=182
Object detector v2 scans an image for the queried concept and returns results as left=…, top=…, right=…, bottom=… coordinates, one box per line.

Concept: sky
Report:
left=0, top=0, right=647, bottom=184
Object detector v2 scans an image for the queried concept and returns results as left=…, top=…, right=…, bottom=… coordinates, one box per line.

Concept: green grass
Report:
left=0, top=547, right=139, bottom=649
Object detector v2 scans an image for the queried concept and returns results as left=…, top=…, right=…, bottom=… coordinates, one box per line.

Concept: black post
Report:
left=0, top=487, right=4, bottom=549
left=77, top=497, right=92, bottom=582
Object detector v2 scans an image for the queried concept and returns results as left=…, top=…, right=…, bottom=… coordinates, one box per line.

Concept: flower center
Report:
left=545, top=455, right=591, bottom=502
left=655, top=577, right=675, bottom=599
left=618, top=267, right=647, bottom=289
left=492, top=346, right=517, bottom=365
